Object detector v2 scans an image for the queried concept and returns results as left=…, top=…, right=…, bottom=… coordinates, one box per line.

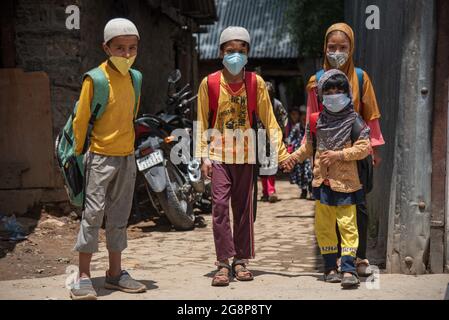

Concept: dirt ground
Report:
left=1, top=179, right=448, bottom=300
left=0, top=208, right=172, bottom=281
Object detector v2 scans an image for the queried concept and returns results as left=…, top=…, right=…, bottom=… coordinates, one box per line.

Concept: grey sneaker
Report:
left=341, top=273, right=360, bottom=288
left=104, top=270, right=146, bottom=293
left=70, top=277, right=97, bottom=300
left=323, top=270, right=341, bottom=283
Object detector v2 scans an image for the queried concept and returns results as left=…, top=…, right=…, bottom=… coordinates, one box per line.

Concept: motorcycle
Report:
left=131, top=70, right=208, bottom=230
left=161, top=70, right=212, bottom=214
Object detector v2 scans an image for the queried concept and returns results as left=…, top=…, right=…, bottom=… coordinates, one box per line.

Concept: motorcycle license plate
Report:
left=136, top=150, right=164, bottom=171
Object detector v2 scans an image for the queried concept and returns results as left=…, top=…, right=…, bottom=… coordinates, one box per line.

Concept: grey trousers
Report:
left=74, top=152, right=136, bottom=253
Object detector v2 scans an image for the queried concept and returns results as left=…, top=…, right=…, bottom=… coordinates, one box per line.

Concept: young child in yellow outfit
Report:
left=283, top=69, right=371, bottom=288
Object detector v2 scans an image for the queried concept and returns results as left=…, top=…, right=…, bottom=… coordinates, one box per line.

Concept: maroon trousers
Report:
left=211, top=162, right=255, bottom=261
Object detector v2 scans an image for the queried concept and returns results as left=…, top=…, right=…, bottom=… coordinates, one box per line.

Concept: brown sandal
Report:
left=232, top=259, right=254, bottom=281
left=356, top=258, right=373, bottom=277
left=212, top=262, right=231, bottom=287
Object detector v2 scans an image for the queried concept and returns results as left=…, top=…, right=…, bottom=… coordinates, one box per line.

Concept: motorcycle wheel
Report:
left=197, top=180, right=212, bottom=214
left=155, top=161, right=195, bottom=231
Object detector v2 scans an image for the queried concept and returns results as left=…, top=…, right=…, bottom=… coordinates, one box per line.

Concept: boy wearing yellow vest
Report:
left=70, top=18, right=146, bottom=300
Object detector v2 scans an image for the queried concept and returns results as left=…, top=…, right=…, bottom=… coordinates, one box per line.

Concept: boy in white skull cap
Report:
left=70, top=18, right=146, bottom=300
left=195, top=26, right=290, bottom=286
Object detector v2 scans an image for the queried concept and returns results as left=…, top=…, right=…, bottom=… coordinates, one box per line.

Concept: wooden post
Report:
left=446, top=84, right=449, bottom=273
left=430, top=0, right=449, bottom=274
left=386, top=0, right=437, bottom=274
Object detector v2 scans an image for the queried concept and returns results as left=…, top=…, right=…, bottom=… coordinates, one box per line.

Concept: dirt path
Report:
left=1, top=267, right=448, bottom=300
left=1, top=179, right=448, bottom=300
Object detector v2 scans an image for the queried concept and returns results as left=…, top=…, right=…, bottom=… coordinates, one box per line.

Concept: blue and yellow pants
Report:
left=315, top=201, right=359, bottom=273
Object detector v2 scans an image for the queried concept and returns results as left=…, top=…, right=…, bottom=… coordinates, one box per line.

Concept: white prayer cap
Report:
left=104, top=18, right=140, bottom=43
left=219, top=26, right=251, bottom=46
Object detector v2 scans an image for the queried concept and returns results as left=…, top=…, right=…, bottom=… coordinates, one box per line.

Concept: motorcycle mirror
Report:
left=168, top=69, right=182, bottom=84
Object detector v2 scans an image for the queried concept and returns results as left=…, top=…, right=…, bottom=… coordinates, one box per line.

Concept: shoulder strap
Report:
left=316, top=69, right=325, bottom=82
left=355, top=67, right=364, bottom=103
left=246, top=71, right=259, bottom=224
left=129, top=68, right=142, bottom=117
left=83, top=67, right=110, bottom=119
left=81, top=67, right=109, bottom=154
left=309, top=112, right=320, bottom=136
left=207, top=71, right=222, bottom=128
left=309, top=111, right=321, bottom=158
left=245, top=71, right=258, bottom=128
left=207, top=71, right=258, bottom=128
left=315, top=69, right=325, bottom=112
left=351, top=115, right=366, bottom=143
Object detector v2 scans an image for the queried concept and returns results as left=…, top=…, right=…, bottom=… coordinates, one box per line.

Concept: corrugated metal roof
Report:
left=180, top=0, right=218, bottom=24
left=198, top=0, right=298, bottom=60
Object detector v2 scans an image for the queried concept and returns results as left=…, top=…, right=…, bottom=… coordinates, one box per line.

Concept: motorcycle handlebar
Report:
left=181, top=95, right=198, bottom=106
left=178, top=91, right=192, bottom=101
left=171, top=83, right=190, bottom=100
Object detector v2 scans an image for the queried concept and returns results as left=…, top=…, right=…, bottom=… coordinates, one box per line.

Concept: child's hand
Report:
left=280, top=155, right=297, bottom=173
left=320, top=150, right=341, bottom=167
left=201, top=159, right=213, bottom=180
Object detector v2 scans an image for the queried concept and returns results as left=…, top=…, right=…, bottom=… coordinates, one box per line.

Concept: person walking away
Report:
left=259, top=81, right=288, bottom=203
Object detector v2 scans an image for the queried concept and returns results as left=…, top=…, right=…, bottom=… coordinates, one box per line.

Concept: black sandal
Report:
left=341, top=272, right=360, bottom=288
left=324, top=269, right=341, bottom=283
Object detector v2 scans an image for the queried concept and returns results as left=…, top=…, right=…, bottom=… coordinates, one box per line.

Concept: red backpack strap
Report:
left=207, top=71, right=222, bottom=128
left=317, top=100, right=324, bottom=113
left=207, top=71, right=257, bottom=128
left=245, top=71, right=258, bottom=127
left=309, top=112, right=320, bottom=136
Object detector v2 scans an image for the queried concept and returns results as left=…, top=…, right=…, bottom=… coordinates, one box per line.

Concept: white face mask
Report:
left=327, top=52, right=349, bottom=68
left=322, top=93, right=351, bottom=113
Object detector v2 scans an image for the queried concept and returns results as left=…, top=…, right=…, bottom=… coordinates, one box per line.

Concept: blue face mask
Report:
left=322, top=93, right=351, bottom=113
left=222, top=53, right=248, bottom=76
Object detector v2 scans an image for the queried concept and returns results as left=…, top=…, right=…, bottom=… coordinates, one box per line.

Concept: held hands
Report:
left=280, top=154, right=297, bottom=173
left=320, top=150, right=342, bottom=167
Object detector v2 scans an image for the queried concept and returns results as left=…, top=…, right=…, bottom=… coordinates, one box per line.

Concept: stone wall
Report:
left=14, top=0, right=82, bottom=138
left=1, top=0, right=201, bottom=214
left=14, top=0, right=199, bottom=138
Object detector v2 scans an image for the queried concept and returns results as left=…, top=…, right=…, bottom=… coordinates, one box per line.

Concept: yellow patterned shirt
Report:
left=195, top=72, right=289, bottom=164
